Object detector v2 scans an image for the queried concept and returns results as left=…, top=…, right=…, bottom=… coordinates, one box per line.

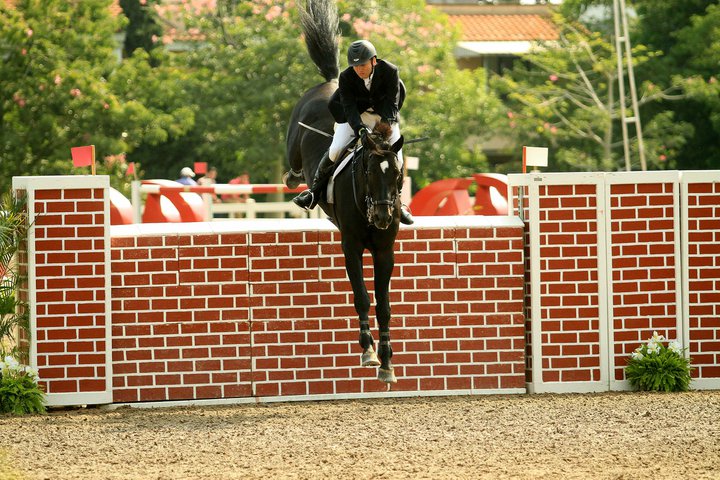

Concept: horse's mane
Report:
left=371, top=122, right=393, bottom=149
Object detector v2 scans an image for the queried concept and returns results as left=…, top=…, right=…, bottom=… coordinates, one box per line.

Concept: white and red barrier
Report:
left=130, top=180, right=313, bottom=224
left=11, top=171, right=720, bottom=407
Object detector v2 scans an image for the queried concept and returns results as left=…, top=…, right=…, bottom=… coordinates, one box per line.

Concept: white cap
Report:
left=180, top=167, right=195, bottom=178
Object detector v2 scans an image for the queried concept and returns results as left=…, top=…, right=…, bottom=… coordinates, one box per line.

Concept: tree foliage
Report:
left=0, top=0, right=192, bottom=196
left=131, top=0, right=501, bottom=189
left=493, top=13, right=689, bottom=171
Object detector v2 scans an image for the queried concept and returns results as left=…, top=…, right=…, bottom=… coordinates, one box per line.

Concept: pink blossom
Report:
left=659, top=154, right=667, bottom=161
left=265, top=5, right=281, bottom=21
left=21, top=48, right=27, bottom=55
left=140, top=0, right=146, bottom=4
left=507, top=111, right=514, bottom=119
left=550, top=126, right=558, bottom=135
left=70, top=88, right=82, bottom=97
left=54, top=75, right=62, bottom=85
left=13, top=93, right=26, bottom=107
left=417, top=64, right=431, bottom=74
left=549, top=74, right=558, bottom=82
left=26, top=29, right=33, bottom=37
left=341, top=13, right=351, bottom=22
left=103, top=103, right=110, bottom=110
left=710, top=77, right=717, bottom=84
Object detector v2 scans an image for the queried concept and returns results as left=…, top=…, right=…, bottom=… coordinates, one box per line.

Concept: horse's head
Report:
left=361, top=124, right=403, bottom=230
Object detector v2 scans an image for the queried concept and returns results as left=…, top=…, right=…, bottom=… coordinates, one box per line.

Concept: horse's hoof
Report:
left=361, top=347, right=380, bottom=367
left=377, top=367, right=397, bottom=384
left=283, top=170, right=303, bottom=189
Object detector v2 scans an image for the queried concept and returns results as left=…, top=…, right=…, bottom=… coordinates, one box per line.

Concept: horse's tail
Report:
left=298, top=0, right=340, bottom=82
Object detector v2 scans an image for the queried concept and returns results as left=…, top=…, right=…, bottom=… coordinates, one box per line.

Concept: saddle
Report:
left=326, top=143, right=363, bottom=204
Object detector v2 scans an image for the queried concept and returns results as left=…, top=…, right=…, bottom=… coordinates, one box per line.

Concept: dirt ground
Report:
left=1, top=390, right=719, bottom=480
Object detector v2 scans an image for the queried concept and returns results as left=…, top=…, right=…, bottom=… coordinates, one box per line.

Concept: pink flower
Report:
left=507, top=111, right=514, bottom=119
left=549, top=74, right=558, bottom=82
left=341, top=13, right=351, bottom=22
left=26, top=29, right=33, bottom=37
left=417, top=64, right=431, bottom=74
left=265, top=5, right=281, bottom=21
left=103, top=103, right=110, bottom=110
left=70, top=88, right=81, bottom=97
left=21, top=48, right=27, bottom=55
left=13, top=93, right=26, bottom=108
left=550, top=126, right=558, bottom=135
left=54, top=75, right=62, bottom=85
left=659, top=154, right=667, bottom=161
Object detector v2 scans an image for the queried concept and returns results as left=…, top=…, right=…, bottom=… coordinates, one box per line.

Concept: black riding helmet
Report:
left=347, top=40, right=377, bottom=66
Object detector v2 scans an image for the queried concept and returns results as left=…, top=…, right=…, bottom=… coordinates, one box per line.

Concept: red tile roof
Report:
left=448, top=14, right=559, bottom=42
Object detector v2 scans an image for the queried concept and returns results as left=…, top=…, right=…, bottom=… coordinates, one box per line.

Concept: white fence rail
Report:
left=130, top=181, right=321, bottom=222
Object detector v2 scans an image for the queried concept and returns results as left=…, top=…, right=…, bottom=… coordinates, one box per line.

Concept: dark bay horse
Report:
left=285, top=0, right=403, bottom=384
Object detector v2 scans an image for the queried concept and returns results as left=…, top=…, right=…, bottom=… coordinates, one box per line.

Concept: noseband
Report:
left=351, top=144, right=399, bottom=225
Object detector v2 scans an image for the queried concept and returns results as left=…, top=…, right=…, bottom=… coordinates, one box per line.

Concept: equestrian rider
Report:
left=292, top=40, right=414, bottom=225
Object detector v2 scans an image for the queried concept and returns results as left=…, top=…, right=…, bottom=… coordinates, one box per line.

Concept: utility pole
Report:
left=613, top=0, right=647, bottom=171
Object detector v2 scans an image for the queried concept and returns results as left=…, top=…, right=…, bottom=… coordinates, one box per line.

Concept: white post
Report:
left=131, top=180, right=141, bottom=223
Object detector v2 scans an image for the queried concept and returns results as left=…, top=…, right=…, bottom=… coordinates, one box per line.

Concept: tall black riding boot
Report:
left=292, top=152, right=334, bottom=210
left=397, top=171, right=415, bottom=225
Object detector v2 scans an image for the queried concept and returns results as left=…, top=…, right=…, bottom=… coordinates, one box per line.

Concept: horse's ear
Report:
left=391, top=135, right=404, bottom=153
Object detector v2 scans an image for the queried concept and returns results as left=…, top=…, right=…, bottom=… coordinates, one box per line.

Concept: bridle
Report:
left=351, top=143, right=399, bottom=225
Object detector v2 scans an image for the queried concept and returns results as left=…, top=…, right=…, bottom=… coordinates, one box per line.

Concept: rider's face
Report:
left=353, top=58, right=376, bottom=79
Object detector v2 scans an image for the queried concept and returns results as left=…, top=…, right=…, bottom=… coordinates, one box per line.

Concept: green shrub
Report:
left=625, top=331, right=693, bottom=392
left=0, top=355, right=46, bottom=415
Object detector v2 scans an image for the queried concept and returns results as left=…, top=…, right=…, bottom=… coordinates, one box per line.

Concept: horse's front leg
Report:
left=372, top=247, right=396, bottom=384
left=342, top=240, right=379, bottom=367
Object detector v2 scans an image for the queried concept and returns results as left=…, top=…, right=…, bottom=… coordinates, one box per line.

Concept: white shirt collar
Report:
left=364, top=71, right=373, bottom=91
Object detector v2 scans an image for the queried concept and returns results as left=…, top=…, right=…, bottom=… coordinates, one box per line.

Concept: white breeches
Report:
left=329, top=111, right=403, bottom=169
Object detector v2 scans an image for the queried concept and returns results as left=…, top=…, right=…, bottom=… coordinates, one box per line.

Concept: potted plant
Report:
left=625, top=331, right=693, bottom=392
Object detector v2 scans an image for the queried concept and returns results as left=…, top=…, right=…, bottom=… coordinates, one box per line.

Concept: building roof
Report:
left=448, top=13, right=558, bottom=42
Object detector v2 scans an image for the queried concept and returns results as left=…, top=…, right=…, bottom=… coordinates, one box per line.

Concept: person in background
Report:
left=198, top=167, right=220, bottom=203
left=222, top=172, right=250, bottom=204
left=176, top=167, right=197, bottom=186
left=198, top=167, right=217, bottom=187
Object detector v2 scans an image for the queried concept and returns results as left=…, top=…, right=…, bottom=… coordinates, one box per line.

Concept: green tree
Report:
left=0, top=0, right=191, bottom=195
left=633, top=0, right=720, bottom=169
left=132, top=0, right=501, bottom=189
left=119, top=0, right=163, bottom=58
left=492, top=16, right=688, bottom=171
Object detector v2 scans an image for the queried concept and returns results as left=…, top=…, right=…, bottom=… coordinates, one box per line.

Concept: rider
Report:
left=292, top=40, right=414, bottom=225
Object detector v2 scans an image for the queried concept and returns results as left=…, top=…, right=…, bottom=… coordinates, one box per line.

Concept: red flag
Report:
left=194, top=162, right=207, bottom=175
left=127, top=162, right=135, bottom=176
left=71, top=145, right=94, bottom=167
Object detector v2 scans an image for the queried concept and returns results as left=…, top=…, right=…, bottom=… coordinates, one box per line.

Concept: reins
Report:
left=351, top=142, right=399, bottom=225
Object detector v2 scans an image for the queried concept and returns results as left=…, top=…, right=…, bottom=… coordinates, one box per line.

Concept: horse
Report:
left=284, top=0, right=403, bottom=384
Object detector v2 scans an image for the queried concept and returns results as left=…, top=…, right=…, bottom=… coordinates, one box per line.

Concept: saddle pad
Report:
left=327, top=148, right=359, bottom=204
